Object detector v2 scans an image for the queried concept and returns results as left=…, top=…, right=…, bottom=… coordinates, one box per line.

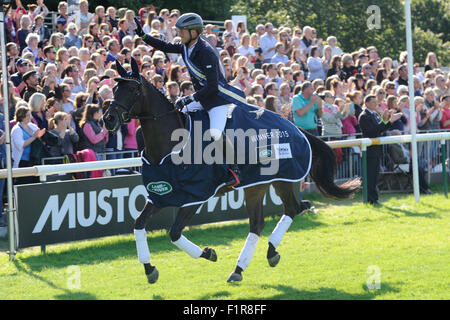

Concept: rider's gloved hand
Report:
left=134, top=17, right=145, bottom=37
left=175, top=95, right=195, bottom=111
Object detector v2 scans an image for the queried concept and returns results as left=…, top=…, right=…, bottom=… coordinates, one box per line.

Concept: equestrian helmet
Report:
left=175, top=13, right=204, bottom=33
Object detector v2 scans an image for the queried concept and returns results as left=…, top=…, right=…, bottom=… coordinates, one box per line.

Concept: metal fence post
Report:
left=39, top=174, right=47, bottom=253
left=349, top=147, right=353, bottom=178
left=362, top=145, right=368, bottom=203
left=1, top=9, right=17, bottom=261
left=442, top=140, right=448, bottom=198
left=426, top=139, right=430, bottom=184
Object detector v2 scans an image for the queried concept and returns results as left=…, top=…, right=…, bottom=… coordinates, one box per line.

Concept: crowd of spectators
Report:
left=0, top=1, right=450, bottom=217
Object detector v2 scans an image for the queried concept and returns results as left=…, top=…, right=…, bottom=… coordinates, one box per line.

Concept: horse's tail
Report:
left=301, top=128, right=361, bottom=199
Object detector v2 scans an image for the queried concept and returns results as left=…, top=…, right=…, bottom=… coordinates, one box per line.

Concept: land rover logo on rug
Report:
left=147, top=181, right=173, bottom=195
left=259, top=149, right=272, bottom=159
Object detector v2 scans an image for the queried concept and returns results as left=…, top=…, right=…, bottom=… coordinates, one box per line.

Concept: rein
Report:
left=112, top=77, right=187, bottom=129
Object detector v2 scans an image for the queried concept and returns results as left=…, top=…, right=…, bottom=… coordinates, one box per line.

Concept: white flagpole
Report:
left=405, top=0, right=420, bottom=202
left=0, top=5, right=16, bottom=260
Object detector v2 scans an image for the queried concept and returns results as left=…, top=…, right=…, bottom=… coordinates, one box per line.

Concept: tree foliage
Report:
left=411, top=0, right=450, bottom=43
left=231, top=0, right=449, bottom=65
left=412, top=27, right=450, bottom=66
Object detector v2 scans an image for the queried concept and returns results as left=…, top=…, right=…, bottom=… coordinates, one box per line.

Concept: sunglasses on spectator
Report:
left=142, top=65, right=151, bottom=69
left=86, top=40, right=93, bottom=43
left=378, top=91, right=385, bottom=94
left=133, top=54, right=141, bottom=57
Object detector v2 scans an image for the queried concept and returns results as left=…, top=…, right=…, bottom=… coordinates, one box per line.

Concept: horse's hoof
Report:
left=207, top=247, right=218, bottom=262
left=227, top=272, right=243, bottom=283
left=146, top=266, right=159, bottom=284
left=268, top=253, right=281, bottom=267
left=299, top=200, right=313, bottom=215
left=201, top=247, right=218, bottom=262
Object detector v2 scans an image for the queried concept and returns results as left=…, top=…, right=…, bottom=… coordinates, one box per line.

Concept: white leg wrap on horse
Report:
left=237, top=233, right=260, bottom=271
left=172, top=235, right=203, bottom=259
left=268, top=215, right=293, bottom=249
left=134, top=229, right=150, bottom=264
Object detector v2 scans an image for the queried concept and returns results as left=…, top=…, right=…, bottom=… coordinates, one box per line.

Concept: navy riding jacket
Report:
left=142, top=35, right=229, bottom=111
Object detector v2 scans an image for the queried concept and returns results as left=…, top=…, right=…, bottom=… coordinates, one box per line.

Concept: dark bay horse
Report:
left=103, top=59, right=361, bottom=283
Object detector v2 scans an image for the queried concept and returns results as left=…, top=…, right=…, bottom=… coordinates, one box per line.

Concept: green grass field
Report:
left=1, top=186, right=449, bottom=300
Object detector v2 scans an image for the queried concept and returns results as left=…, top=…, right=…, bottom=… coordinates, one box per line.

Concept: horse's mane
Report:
left=141, top=76, right=175, bottom=107
left=140, top=76, right=187, bottom=127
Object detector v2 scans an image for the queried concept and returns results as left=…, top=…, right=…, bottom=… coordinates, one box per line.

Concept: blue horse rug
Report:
left=141, top=103, right=312, bottom=208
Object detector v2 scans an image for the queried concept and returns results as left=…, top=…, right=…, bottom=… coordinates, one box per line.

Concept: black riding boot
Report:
left=223, top=133, right=241, bottom=188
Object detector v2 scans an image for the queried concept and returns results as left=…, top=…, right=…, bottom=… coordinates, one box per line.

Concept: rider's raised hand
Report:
left=134, top=17, right=145, bottom=37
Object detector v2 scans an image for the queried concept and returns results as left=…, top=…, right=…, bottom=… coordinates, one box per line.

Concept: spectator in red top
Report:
left=79, top=104, right=108, bottom=159
left=124, top=119, right=139, bottom=158
left=342, top=91, right=363, bottom=134
left=138, top=8, right=149, bottom=25
left=13, top=1, right=27, bottom=28
left=223, top=32, right=237, bottom=57
left=440, top=95, right=450, bottom=130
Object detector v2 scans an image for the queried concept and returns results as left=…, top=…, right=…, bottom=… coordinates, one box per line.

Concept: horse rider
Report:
left=134, top=13, right=241, bottom=188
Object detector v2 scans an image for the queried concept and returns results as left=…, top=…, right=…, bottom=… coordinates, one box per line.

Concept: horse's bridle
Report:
left=109, top=77, right=186, bottom=127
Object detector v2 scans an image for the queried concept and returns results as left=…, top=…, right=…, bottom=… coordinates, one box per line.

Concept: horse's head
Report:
left=103, top=58, right=143, bottom=132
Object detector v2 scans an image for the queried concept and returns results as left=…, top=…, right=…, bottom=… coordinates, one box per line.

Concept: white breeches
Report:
left=182, top=101, right=231, bottom=141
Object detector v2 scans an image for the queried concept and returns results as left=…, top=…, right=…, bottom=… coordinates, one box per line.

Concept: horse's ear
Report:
left=130, top=57, right=141, bottom=79
left=115, top=60, right=127, bottom=77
